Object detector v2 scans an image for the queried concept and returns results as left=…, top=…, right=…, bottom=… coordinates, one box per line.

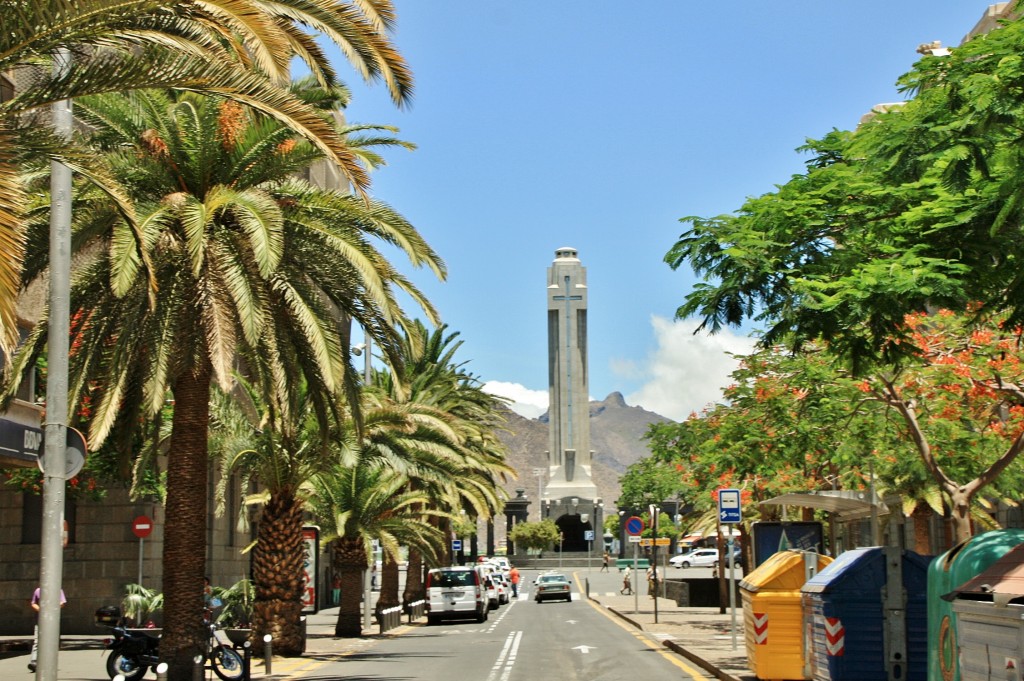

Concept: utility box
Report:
left=945, top=544, right=1024, bottom=681
left=928, top=529, right=1024, bottom=681
left=740, top=550, right=833, bottom=680
left=802, top=547, right=931, bottom=681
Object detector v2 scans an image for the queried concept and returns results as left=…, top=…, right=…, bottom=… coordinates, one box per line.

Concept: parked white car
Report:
left=669, top=548, right=719, bottom=569
left=425, top=567, right=488, bottom=624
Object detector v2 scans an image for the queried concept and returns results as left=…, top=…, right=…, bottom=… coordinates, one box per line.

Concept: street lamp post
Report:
left=532, top=468, right=544, bottom=520
left=354, top=335, right=373, bottom=633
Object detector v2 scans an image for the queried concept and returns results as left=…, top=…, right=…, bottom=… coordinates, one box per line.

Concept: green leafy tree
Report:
left=666, top=13, right=1024, bottom=369
left=617, top=456, right=687, bottom=512
left=508, top=519, right=561, bottom=554
left=856, top=310, right=1024, bottom=542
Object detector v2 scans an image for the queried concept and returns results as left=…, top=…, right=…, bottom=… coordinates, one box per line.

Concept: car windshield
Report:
left=432, top=570, right=474, bottom=587
left=538, top=574, right=568, bottom=584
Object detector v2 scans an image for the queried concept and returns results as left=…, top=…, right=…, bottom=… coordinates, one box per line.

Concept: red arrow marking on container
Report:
left=825, top=617, right=845, bottom=656
left=752, top=612, right=768, bottom=644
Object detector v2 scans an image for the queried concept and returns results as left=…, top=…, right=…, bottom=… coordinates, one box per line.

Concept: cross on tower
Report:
left=553, top=274, right=582, bottom=447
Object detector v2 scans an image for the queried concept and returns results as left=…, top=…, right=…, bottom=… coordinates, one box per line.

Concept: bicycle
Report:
left=202, top=608, right=245, bottom=681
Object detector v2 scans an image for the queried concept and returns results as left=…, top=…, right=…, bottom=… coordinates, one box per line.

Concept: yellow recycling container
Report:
left=740, top=550, right=834, bottom=681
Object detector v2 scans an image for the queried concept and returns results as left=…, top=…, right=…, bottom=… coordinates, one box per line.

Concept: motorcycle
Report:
left=96, top=605, right=245, bottom=681
left=102, top=622, right=160, bottom=681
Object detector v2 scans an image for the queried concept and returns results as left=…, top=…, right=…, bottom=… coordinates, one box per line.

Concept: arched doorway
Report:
left=555, top=514, right=592, bottom=552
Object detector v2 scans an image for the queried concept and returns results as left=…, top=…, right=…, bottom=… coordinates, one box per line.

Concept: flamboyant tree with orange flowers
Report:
left=855, top=309, right=1024, bottom=542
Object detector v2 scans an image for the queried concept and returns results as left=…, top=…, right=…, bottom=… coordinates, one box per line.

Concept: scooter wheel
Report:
left=106, top=652, right=148, bottom=681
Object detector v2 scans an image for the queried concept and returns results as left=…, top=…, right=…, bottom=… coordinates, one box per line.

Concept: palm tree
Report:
left=306, top=428, right=448, bottom=637
left=212, top=379, right=332, bottom=656
left=1, top=0, right=413, bottom=355
left=6, top=88, right=442, bottom=676
left=375, top=322, right=514, bottom=607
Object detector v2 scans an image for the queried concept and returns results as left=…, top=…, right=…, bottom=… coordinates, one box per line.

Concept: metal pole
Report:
left=363, top=335, right=373, bottom=634
left=632, top=541, right=638, bottom=613
left=651, top=507, right=659, bottom=625
left=138, top=538, right=144, bottom=587
left=262, top=634, right=273, bottom=675
left=728, top=531, right=737, bottom=649
left=38, top=46, right=73, bottom=681
left=870, top=461, right=879, bottom=545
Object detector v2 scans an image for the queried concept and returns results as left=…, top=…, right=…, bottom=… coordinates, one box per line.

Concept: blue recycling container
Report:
left=802, top=547, right=931, bottom=681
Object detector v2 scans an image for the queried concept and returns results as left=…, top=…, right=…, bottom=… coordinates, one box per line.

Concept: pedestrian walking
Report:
left=29, top=586, right=66, bottom=672
left=509, top=566, right=520, bottom=598
left=601, top=551, right=610, bottom=571
left=620, top=566, right=632, bottom=595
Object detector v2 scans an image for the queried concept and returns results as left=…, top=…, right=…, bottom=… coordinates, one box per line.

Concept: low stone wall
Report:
left=664, top=578, right=740, bottom=608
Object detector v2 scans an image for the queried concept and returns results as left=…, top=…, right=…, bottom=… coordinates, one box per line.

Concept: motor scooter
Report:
left=96, top=606, right=160, bottom=681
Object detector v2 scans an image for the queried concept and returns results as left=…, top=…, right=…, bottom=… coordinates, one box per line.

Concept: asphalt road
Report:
left=299, top=569, right=711, bottom=681
left=0, top=568, right=721, bottom=680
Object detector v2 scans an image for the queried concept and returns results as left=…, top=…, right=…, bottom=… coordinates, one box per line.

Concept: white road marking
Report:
left=573, top=644, right=596, bottom=654
left=486, top=630, right=523, bottom=681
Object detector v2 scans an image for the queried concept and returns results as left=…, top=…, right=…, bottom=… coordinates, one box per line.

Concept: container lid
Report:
left=739, top=550, right=833, bottom=592
left=943, top=543, right=1024, bottom=604
left=802, top=547, right=932, bottom=594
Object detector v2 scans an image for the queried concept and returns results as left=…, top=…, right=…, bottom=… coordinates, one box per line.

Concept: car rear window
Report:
left=432, top=570, right=475, bottom=587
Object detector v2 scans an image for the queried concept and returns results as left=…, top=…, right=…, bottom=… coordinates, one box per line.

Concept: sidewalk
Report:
left=0, top=606, right=409, bottom=680
left=0, top=592, right=756, bottom=680
left=587, top=589, right=757, bottom=681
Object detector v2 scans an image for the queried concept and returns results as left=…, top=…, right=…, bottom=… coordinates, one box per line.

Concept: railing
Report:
left=378, top=605, right=403, bottom=634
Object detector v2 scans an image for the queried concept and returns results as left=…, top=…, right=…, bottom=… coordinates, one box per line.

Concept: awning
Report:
left=759, top=490, right=888, bottom=522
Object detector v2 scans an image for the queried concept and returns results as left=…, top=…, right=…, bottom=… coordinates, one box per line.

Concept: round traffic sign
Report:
left=132, top=515, right=154, bottom=539
left=624, top=515, right=644, bottom=536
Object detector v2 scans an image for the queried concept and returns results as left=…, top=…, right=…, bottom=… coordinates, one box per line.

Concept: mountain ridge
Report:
left=496, top=392, right=672, bottom=515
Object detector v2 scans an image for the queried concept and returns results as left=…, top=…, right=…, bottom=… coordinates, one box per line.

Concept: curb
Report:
left=661, top=638, right=743, bottom=681
left=592, top=596, right=744, bottom=681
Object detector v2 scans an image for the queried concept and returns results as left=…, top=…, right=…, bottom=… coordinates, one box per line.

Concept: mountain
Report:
left=495, top=392, right=673, bottom=513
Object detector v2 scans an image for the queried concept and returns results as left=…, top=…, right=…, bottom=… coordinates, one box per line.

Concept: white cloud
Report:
left=483, top=381, right=548, bottom=419
left=623, top=316, right=756, bottom=422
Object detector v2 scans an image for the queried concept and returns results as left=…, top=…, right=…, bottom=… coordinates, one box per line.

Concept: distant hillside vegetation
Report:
left=495, top=392, right=673, bottom=515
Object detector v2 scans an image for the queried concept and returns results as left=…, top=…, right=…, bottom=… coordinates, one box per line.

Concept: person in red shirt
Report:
left=509, top=566, right=521, bottom=598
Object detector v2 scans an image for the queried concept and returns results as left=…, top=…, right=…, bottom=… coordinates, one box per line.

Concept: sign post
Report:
left=624, top=516, right=643, bottom=613
left=717, top=489, right=742, bottom=649
left=131, top=516, right=153, bottom=587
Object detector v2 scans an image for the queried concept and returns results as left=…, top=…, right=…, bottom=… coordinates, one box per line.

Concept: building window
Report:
left=22, top=493, right=76, bottom=544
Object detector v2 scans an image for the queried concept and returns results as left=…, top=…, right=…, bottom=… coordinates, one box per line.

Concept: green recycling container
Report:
left=927, top=528, right=1024, bottom=681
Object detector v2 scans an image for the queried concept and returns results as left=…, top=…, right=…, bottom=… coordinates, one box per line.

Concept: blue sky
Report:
left=330, top=2, right=993, bottom=421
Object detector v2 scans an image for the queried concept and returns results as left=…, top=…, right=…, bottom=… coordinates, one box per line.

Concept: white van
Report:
left=425, top=567, right=488, bottom=624
left=473, top=564, right=501, bottom=609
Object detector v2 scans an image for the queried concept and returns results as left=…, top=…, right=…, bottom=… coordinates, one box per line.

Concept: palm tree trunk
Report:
left=375, top=554, right=400, bottom=617
left=334, top=538, right=368, bottom=637
left=251, top=488, right=306, bottom=655
left=402, top=549, right=424, bottom=610
left=160, top=364, right=212, bottom=681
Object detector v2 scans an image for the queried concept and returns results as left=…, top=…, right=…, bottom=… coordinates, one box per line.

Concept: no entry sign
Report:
left=132, top=515, right=153, bottom=539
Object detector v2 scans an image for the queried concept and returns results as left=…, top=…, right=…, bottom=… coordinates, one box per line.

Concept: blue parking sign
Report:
left=718, top=488, right=741, bottom=524
left=452, top=539, right=462, bottom=552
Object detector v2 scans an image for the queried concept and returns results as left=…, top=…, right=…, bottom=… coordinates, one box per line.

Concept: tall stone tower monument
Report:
left=542, top=247, right=600, bottom=551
